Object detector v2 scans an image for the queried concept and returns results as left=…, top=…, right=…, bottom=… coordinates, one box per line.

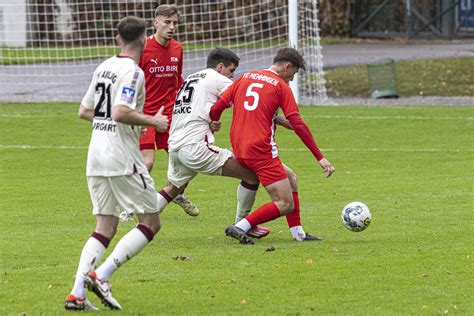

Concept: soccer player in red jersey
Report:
left=210, top=48, right=335, bottom=244
left=121, top=4, right=198, bottom=220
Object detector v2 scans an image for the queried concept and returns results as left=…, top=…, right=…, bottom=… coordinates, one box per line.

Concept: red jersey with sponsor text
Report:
left=218, top=69, right=299, bottom=159
left=139, top=36, right=183, bottom=116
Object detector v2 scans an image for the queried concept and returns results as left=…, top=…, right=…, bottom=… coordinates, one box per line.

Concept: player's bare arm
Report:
left=78, top=104, right=94, bottom=122
left=113, top=105, right=168, bottom=132
left=275, top=115, right=293, bottom=130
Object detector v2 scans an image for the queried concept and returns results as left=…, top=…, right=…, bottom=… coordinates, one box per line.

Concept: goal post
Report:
left=288, top=0, right=299, bottom=102
left=0, top=0, right=328, bottom=105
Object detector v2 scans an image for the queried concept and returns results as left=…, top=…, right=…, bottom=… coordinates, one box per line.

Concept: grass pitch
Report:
left=326, top=57, right=474, bottom=97
left=0, top=103, right=472, bottom=315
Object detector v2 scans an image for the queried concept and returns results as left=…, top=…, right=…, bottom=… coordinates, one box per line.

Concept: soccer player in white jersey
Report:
left=64, top=16, right=168, bottom=311
left=147, top=48, right=265, bottom=238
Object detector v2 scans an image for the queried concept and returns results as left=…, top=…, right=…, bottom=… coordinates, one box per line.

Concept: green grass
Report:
left=326, top=57, right=474, bottom=97
left=1, top=39, right=289, bottom=65
left=0, top=46, right=119, bottom=65
left=1, top=103, right=473, bottom=314
left=0, top=38, right=351, bottom=65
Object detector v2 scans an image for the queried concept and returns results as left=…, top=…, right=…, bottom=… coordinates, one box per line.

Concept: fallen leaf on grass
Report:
left=265, top=246, right=275, bottom=252
left=421, top=273, right=428, bottom=278
left=172, top=255, right=194, bottom=261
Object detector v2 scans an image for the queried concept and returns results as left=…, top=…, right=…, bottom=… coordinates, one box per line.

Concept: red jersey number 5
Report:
left=244, top=83, right=264, bottom=111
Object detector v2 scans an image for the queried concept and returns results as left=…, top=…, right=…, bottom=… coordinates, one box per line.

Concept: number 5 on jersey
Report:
left=244, top=83, right=263, bottom=111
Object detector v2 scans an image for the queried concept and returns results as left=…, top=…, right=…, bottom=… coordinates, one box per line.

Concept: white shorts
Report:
left=87, top=173, right=159, bottom=217
left=168, top=142, right=233, bottom=188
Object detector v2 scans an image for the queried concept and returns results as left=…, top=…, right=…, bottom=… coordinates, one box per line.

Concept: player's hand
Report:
left=210, top=120, right=221, bottom=132
left=140, top=126, right=147, bottom=137
left=318, top=158, right=335, bottom=178
left=154, top=106, right=168, bottom=132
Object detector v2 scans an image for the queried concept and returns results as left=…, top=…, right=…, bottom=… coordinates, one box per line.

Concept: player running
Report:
left=210, top=48, right=335, bottom=244
left=64, top=16, right=168, bottom=311
left=120, top=4, right=197, bottom=221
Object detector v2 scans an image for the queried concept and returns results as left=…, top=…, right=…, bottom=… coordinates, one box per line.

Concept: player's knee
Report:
left=275, top=198, right=294, bottom=215
left=242, top=175, right=259, bottom=185
left=286, top=170, right=298, bottom=191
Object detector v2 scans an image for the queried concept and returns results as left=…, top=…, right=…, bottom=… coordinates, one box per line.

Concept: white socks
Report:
left=235, top=183, right=257, bottom=223
left=95, top=228, right=149, bottom=281
left=156, top=191, right=171, bottom=212
left=235, top=219, right=252, bottom=232
left=71, top=237, right=106, bottom=298
left=290, top=226, right=306, bottom=241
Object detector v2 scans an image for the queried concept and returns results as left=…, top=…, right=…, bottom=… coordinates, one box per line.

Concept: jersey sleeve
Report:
left=201, top=75, right=232, bottom=122
left=81, top=70, right=98, bottom=110
left=113, top=67, right=143, bottom=110
left=216, top=76, right=233, bottom=96
left=279, top=82, right=299, bottom=119
left=209, top=77, right=238, bottom=121
left=136, top=73, right=146, bottom=112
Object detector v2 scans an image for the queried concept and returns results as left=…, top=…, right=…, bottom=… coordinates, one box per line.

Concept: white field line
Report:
left=1, top=114, right=59, bottom=118
left=312, top=115, right=474, bottom=121
left=0, top=145, right=87, bottom=149
left=1, top=144, right=472, bottom=153
left=279, top=148, right=474, bottom=153
left=1, top=114, right=473, bottom=120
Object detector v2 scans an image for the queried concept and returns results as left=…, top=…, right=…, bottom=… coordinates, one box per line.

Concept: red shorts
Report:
left=236, top=157, right=287, bottom=187
left=139, top=113, right=172, bottom=151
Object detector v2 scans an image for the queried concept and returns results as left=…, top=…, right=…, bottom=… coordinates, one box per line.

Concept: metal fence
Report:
left=351, top=0, right=474, bottom=38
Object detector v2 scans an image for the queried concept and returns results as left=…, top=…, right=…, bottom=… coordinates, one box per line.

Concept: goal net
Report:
left=0, top=0, right=327, bottom=105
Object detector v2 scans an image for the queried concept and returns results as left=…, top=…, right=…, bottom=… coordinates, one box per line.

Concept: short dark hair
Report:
left=273, top=47, right=306, bottom=71
left=154, top=4, right=179, bottom=18
left=207, top=48, right=240, bottom=68
left=117, top=16, right=147, bottom=44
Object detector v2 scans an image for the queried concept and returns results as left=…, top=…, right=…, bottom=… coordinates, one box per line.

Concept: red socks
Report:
left=285, top=192, right=301, bottom=228
left=246, top=202, right=281, bottom=227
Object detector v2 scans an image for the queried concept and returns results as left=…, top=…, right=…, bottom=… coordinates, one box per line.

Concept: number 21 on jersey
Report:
left=94, top=82, right=112, bottom=119
left=244, top=83, right=263, bottom=111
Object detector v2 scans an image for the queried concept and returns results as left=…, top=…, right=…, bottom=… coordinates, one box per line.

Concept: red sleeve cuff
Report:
left=210, top=98, right=229, bottom=121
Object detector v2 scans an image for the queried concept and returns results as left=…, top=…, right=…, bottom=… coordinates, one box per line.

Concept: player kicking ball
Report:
left=210, top=48, right=335, bottom=244
left=64, top=16, right=168, bottom=311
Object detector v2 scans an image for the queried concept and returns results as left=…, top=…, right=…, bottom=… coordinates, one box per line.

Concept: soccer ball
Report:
left=341, top=202, right=372, bottom=232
